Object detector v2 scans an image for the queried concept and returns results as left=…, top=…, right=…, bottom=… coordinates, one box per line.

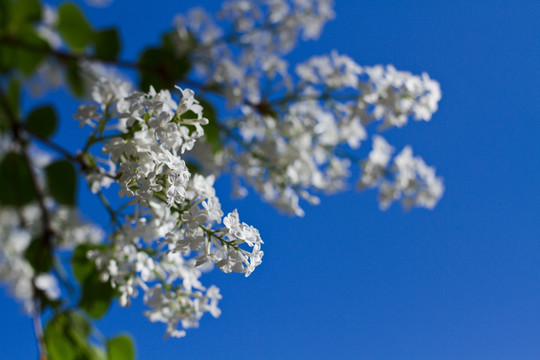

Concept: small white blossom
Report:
left=34, top=274, right=60, bottom=300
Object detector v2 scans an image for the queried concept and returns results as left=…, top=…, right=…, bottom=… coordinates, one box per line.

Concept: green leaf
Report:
left=107, top=335, right=135, bottom=360
left=185, top=160, right=201, bottom=175
left=79, top=271, right=115, bottom=319
left=72, top=244, right=97, bottom=284
left=0, top=46, right=12, bottom=74
left=138, top=47, right=170, bottom=91
left=15, top=27, right=50, bottom=74
left=26, top=105, right=57, bottom=138
left=24, top=237, right=53, bottom=273
left=45, top=314, right=78, bottom=360
left=0, top=25, right=50, bottom=75
left=0, top=152, right=37, bottom=206
left=66, top=63, right=85, bottom=97
left=162, top=33, right=191, bottom=82
left=57, top=2, right=95, bottom=50
left=7, top=0, right=42, bottom=33
left=162, top=30, right=196, bottom=57
left=0, top=1, right=10, bottom=32
left=45, top=159, right=77, bottom=206
left=72, top=244, right=115, bottom=319
left=198, top=99, right=222, bottom=153
left=11, top=0, right=41, bottom=23
left=138, top=33, right=191, bottom=91
left=68, top=311, right=92, bottom=338
left=45, top=311, right=96, bottom=360
left=172, top=56, right=190, bottom=80
left=95, top=28, right=121, bottom=61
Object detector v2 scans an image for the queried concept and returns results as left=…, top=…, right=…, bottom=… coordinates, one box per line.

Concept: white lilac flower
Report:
left=73, top=104, right=101, bottom=128
left=357, top=137, right=443, bottom=210
left=34, top=274, right=60, bottom=300
left=35, top=5, right=62, bottom=49
left=0, top=198, right=104, bottom=312
left=358, top=135, right=394, bottom=189
left=78, top=85, right=264, bottom=337
left=386, top=146, right=444, bottom=210
left=359, top=65, right=442, bottom=129
left=296, top=51, right=362, bottom=88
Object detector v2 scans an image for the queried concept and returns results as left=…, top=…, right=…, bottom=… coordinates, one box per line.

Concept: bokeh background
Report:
left=1, top=1, right=540, bottom=359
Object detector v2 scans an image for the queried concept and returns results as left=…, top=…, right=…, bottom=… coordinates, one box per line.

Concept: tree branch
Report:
left=0, top=86, right=53, bottom=360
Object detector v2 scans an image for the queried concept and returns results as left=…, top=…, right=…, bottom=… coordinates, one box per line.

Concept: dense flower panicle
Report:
left=169, top=1, right=443, bottom=215
left=227, top=99, right=357, bottom=215
left=218, top=56, right=442, bottom=214
left=75, top=85, right=264, bottom=337
left=359, top=137, right=444, bottom=210
left=99, top=87, right=209, bottom=210
left=218, top=0, right=335, bottom=46
left=385, top=146, right=444, bottom=210
left=174, top=0, right=335, bottom=107
left=296, top=51, right=362, bottom=89
left=358, top=135, right=394, bottom=189
left=359, top=65, right=442, bottom=129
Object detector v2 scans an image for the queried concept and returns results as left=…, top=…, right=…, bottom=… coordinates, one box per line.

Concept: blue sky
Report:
left=1, top=1, right=540, bottom=359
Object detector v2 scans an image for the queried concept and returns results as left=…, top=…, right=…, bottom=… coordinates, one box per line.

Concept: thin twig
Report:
left=32, top=299, right=48, bottom=360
